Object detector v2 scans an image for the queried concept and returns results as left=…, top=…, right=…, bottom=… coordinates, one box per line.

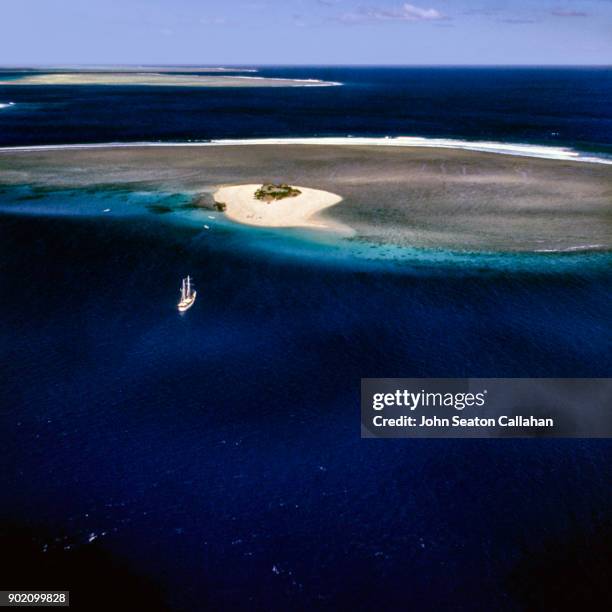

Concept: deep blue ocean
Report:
left=1, top=67, right=611, bottom=611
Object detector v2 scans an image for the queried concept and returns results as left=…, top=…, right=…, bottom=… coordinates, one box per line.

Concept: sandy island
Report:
left=0, top=143, right=610, bottom=252
left=214, top=184, right=347, bottom=231
left=0, top=72, right=340, bottom=88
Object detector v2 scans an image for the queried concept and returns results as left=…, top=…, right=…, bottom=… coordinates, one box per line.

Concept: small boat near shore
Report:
left=178, top=276, right=196, bottom=312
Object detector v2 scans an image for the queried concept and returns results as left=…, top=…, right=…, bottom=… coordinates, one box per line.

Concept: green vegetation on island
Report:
left=254, top=183, right=301, bottom=202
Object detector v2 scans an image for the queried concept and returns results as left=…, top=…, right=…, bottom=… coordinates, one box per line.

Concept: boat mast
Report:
left=187, top=276, right=191, bottom=297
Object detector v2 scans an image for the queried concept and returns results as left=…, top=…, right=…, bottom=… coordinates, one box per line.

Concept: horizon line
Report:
left=0, top=63, right=611, bottom=69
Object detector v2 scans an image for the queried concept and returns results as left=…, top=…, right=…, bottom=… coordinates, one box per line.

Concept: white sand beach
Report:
left=213, top=184, right=346, bottom=231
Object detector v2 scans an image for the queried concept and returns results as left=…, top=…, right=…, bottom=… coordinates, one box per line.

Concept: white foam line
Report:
left=0, top=136, right=610, bottom=164
left=535, top=244, right=607, bottom=253
left=207, top=137, right=612, bottom=164
left=0, top=102, right=15, bottom=109
left=232, top=76, right=342, bottom=86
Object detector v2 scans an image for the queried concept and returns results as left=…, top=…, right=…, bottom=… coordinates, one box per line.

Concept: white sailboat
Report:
left=177, top=275, right=197, bottom=312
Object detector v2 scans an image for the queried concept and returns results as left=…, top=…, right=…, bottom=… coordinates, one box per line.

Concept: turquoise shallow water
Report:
left=2, top=183, right=610, bottom=276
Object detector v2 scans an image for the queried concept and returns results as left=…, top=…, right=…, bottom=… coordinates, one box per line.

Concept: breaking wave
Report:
left=0, top=135, right=611, bottom=164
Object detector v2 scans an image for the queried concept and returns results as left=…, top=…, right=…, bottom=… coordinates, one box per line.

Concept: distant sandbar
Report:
left=0, top=72, right=341, bottom=88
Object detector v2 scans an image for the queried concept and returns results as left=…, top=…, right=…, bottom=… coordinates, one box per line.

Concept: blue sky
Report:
left=1, top=1, right=610, bottom=65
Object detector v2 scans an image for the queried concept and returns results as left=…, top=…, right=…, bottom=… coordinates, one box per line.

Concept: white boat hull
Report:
left=178, top=290, right=197, bottom=312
